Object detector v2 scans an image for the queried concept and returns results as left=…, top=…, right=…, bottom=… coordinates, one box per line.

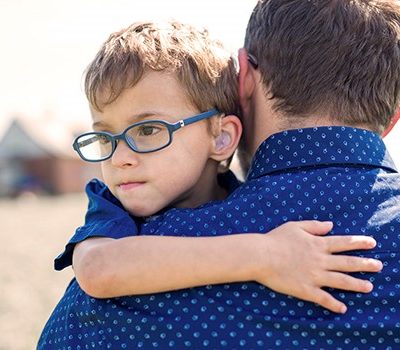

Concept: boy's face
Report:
left=90, top=71, right=218, bottom=217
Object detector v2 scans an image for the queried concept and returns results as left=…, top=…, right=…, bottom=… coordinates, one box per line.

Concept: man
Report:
left=40, top=1, right=400, bottom=348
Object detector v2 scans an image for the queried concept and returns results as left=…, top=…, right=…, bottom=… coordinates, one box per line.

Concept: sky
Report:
left=0, top=0, right=255, bottom=126
left=0, top=0, right=398, bottom=165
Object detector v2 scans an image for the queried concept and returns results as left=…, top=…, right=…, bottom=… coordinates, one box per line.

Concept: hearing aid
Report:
left=215, top=131, right=231, bottom=150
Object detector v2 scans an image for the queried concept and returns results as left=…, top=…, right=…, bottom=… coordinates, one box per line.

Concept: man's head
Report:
left=80, top=21, right=242, bottom=216
left=242, top=0, right=400, bottom=137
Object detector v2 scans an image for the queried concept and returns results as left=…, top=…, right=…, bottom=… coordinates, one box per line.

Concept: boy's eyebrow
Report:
left=92, top=112, right=175, bottom=129
left=92, top=120, right=109, bottom=129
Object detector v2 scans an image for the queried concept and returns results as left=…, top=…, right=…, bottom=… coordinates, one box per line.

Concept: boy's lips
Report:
left=118, top=181, right=146, bottom=191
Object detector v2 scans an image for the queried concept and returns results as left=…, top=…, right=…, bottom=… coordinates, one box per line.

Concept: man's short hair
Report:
left=245, top=0, right=400, bottom=133
left=84, top=21, right=239, bottom=118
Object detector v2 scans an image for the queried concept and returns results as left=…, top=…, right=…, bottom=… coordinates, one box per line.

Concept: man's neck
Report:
left=249, top=100, right=374, bottom=160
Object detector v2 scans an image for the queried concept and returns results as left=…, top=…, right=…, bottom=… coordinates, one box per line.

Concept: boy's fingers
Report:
left=297, top=220, right=333, bottom=235
left=326, top=235, right=377, bottom=253
left=322, top=272, right=374, bottom=294
left=309, top=288, right=347, bottom=314
left=328, top=255, right=383, bottom=273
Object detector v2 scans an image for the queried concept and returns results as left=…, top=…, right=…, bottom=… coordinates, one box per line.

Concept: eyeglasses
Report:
left=247, top=53, right=258, bottom=69
left=73, top=109, right=219, bottom=162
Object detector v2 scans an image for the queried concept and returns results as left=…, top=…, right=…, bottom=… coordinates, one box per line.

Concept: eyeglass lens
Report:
left=77, top=134, right=113, bottom=161
left=76, top=121, right=172, bottom=160
left=127, top=122, right=170, bottom=152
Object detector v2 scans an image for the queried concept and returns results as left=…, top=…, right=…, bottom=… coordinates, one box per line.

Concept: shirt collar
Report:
left=247, top=126, right=398, bottom=180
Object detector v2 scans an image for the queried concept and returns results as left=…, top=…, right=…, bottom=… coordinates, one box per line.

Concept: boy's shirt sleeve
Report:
left=54, top=179, right=138, bottom=271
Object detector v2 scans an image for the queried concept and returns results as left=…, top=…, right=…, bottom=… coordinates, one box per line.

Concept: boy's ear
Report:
left=210, top=115, right=242, bottom=162
left=238, top=48, right=256, bottom=117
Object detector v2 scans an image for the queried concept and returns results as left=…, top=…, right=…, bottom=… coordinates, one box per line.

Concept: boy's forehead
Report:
left=89, top=107, right=201, bottom=131
left=89, top=71, right=199, bottom=123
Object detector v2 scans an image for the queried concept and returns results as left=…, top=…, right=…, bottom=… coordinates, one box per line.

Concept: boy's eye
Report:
left=97, top=134, right=111, bottom=144
left=137, top=124, right=162, bottom=136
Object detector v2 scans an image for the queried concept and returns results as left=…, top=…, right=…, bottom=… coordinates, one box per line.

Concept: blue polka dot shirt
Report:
left=39, top=127, right=400, bottom=350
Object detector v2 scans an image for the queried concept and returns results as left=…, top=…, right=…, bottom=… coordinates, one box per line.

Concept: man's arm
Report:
left=73, top=220, right=382, bottom=314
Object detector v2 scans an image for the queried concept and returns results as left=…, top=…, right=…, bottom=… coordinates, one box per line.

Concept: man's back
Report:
left=38, top=127, right=399, bottom=349
left=142, top=127, right=399, bottom=348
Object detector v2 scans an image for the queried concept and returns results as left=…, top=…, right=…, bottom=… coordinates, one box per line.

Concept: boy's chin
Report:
left=123, top=202, right=161, bottom=218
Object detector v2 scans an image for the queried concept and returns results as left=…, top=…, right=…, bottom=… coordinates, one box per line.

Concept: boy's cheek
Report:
left=100, top=164, right=115, bottom=191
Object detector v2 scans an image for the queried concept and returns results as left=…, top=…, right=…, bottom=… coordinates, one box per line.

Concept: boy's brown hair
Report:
left=84, top=21, right=239, bottom=121
left=245, top=0, right=400, bottom=133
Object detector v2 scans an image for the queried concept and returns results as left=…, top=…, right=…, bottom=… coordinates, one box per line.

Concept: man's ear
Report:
left=210, top=115, right=242, bottom=162
left=382, top=109, right=400, bottom=137
left=238, top=48, right=256, bottom=117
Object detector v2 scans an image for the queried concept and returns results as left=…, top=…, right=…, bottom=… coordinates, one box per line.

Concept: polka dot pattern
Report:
left=39, top=127, right=400, bottom=349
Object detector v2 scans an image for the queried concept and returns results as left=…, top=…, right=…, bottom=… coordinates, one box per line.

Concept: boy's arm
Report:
left=73, top=220, right=382, bottom=314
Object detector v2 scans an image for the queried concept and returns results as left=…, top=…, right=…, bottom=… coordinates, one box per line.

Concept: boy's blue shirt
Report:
left=40, top=126, right=400, bottom=349
left=54, top=179, right=138, bottom=270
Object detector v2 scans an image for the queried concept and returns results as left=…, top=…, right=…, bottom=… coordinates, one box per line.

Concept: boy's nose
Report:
left=110, top=140, right=140, bottom=168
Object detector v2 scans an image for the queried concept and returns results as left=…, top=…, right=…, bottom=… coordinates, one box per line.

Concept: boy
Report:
left=38, top=20, right=380, bottom=349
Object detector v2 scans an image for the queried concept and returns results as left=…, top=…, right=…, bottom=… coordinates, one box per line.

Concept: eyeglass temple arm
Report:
left=73, top=135, right=99, bottom=149
left=174, top=109, right=219, bottom=130
left=247, top=53, right=258, bottom=69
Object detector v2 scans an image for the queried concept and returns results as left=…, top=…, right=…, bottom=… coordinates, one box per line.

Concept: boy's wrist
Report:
left=236, top=233, right=270, bottom=283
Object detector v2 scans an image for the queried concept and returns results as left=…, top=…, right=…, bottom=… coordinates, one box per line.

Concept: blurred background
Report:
left=0, top=0, right=398, bottom=349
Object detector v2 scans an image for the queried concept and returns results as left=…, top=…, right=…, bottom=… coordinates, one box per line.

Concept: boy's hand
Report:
left=254, top=221, right=382, bottom=314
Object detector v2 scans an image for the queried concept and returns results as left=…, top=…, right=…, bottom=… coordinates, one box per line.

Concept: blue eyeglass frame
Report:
left=73, top=108, right=219, bottom=162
